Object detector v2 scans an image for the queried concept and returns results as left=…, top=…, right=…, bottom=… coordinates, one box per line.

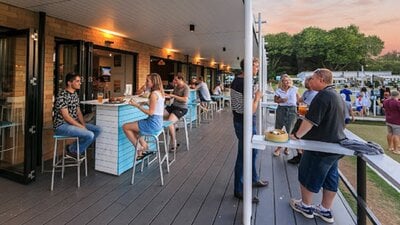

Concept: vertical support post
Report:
left=357, top=157, right=367, bottom=225
left=243, top=0, right=253, bottom=224
left=263, top=38, right=268, bottom=91
left=37, top=11, right=46, bottom=171
left=257, top=13, right=263, bottom=135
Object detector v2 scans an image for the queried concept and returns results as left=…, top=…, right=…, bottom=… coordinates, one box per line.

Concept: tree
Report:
left=367, top=51, right=400, bottom=74
left=293, top=27, right=329, bottom=71
left=325, top=25, right=383, bottom=70
left=265, top=32, right=295, bottom=78
left=265, top=25, right=385, bottom=75
left=364, top=35, right=385, bottom=58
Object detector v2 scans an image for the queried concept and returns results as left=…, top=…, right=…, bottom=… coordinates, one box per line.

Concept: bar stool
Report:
left=199, top=101, right=216, bottom=121
left=207, top=101, right=217, bottom=119
left=177, top=116, right=190, bottom=151
left=131, top=128, right=169, bottom=185
left=0, top=121, right=17, bottom=164
left=162, top=120, right=176, bottom=165
left=50, top=135, right=87, bottom=191
left=188, top=102, right=200, bottom=128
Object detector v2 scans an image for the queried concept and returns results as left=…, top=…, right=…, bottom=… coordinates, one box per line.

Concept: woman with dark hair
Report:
left=123, top=73, right=165, bottom=159
left=213, top=81, right=223, bottom=96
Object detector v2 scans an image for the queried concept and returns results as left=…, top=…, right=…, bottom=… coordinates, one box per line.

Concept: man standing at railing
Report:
left=231, top=58, right=269, bottom=204
left=289, top=68, right=346, bottom=224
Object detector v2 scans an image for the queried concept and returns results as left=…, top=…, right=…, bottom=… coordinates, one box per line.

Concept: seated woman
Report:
left=123, top=73, right=165, bottom=159
left=189, top=77, right=197, bottom=89
left=212, top=81, right=223, bottom=96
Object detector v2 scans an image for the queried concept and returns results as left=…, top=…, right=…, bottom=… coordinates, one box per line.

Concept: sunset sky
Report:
left=253, top=0, right=399, bottom=54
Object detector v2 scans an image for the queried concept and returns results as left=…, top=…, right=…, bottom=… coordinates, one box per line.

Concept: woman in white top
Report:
left=273, top=74, right=300, bottom=156
left=123, top=73, right=165, bottom=159
left=213, top=81, right=223, bottom=95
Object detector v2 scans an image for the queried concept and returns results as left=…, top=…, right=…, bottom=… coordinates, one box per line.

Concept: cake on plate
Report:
left=265, top=129, right=289, bottom=142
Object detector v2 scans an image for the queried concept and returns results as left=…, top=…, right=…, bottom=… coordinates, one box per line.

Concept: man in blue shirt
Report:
left=340, top=85, right=352, bottom=102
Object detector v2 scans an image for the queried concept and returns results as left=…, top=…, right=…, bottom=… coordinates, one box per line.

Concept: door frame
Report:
left=0, top=28, right=38, bottom=184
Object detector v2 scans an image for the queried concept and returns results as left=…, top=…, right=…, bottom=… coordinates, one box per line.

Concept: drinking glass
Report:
left=298, top=103, right=308, bottom=116
left=97, top=92, right=104, bottom=103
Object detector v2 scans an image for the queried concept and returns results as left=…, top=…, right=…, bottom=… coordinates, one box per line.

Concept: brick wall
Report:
left=0, top=2, right=192, bottom=160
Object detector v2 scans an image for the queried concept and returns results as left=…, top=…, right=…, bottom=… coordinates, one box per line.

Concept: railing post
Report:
left=357, top=156, right=367, bottom=225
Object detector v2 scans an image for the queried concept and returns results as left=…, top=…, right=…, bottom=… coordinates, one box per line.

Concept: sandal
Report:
left=136, top=155, right=145, bottom=160
left=170, top=140, right=178, bottom=152
left=388, top=148, right=394, bottom=152
left=284, top=148, right=290, bottom=155
left=142, top=151, right=153, bottom=157
left=273, top=148, right=281, bottom=157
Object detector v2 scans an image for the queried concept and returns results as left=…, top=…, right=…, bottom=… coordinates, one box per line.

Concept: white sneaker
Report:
left=289, top=199, right=314, bottom=219
left=314, top=204, right=334, bottom=223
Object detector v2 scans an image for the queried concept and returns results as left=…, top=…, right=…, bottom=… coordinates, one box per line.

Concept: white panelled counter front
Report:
left=81, top=98, right=147, bottom=175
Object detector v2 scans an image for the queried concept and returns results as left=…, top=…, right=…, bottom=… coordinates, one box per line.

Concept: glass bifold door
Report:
left=0, top=29, right=38, bottom=183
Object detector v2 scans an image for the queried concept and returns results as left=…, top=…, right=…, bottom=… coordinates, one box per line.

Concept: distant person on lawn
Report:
left=340, top=84, right=352, bottom=103
left=383, top=90, right=400, bottom=154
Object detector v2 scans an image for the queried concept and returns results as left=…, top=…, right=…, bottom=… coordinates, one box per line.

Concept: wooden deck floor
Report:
left=0, top=110, right=356, bottom=225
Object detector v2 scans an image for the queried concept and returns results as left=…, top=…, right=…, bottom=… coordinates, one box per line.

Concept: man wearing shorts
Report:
left=289, top=68, right=346, bottom=224
left=383, top=90, right=400, bottom=154
left=164, top=73, right=189, bottom=151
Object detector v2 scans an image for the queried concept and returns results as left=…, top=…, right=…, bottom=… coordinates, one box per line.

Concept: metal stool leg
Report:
left=182, top=117, right=189, bottom=151
left=61, top=140, right=65, bottom=179
left=156, top=140, right=164, bottom=185
left=162, top=130, right=170, bottom=172
left=165, top=127, right=175, bottom=165
left=131, top=141, right=139, bottom=184
left=76, top=139, right=80, bottom=188
left=50, top=138, right=58, bottom=191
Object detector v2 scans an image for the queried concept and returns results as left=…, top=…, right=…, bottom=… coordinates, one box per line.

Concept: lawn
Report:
left=341, top=122, right=400, bottom=225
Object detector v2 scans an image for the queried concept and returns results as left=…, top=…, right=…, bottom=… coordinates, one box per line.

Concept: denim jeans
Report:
left=55, top=123, right=101, bottom=154
left=233, top=115, right=259, bottom=194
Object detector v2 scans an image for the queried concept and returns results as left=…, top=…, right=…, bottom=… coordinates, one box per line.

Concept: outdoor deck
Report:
left=0, top=110, right=356, bottom=225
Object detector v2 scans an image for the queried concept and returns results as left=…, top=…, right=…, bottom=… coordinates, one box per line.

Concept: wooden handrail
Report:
left=252, top=129, right=400, bottom=225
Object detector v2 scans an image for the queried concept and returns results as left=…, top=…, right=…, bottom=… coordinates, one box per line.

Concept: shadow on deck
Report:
left=0, top=110, right=356, bottom=225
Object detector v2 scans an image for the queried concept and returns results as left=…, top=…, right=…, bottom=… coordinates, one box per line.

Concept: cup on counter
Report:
left=97, top=92, right=104, bottom=103
left=298, top=103, right=308, bottom=116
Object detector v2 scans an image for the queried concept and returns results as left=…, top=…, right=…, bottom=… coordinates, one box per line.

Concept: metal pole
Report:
left=357, top=157, right=367, bottom=225
left=257, top=13, right=263, bottom=135
left=264, top=38, right=268, bottom=89
left=361, top=65, right=365, bottom=87
left=243, top=0, right=253, bottom=224
left=261, top=33, right=266, bottom=132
